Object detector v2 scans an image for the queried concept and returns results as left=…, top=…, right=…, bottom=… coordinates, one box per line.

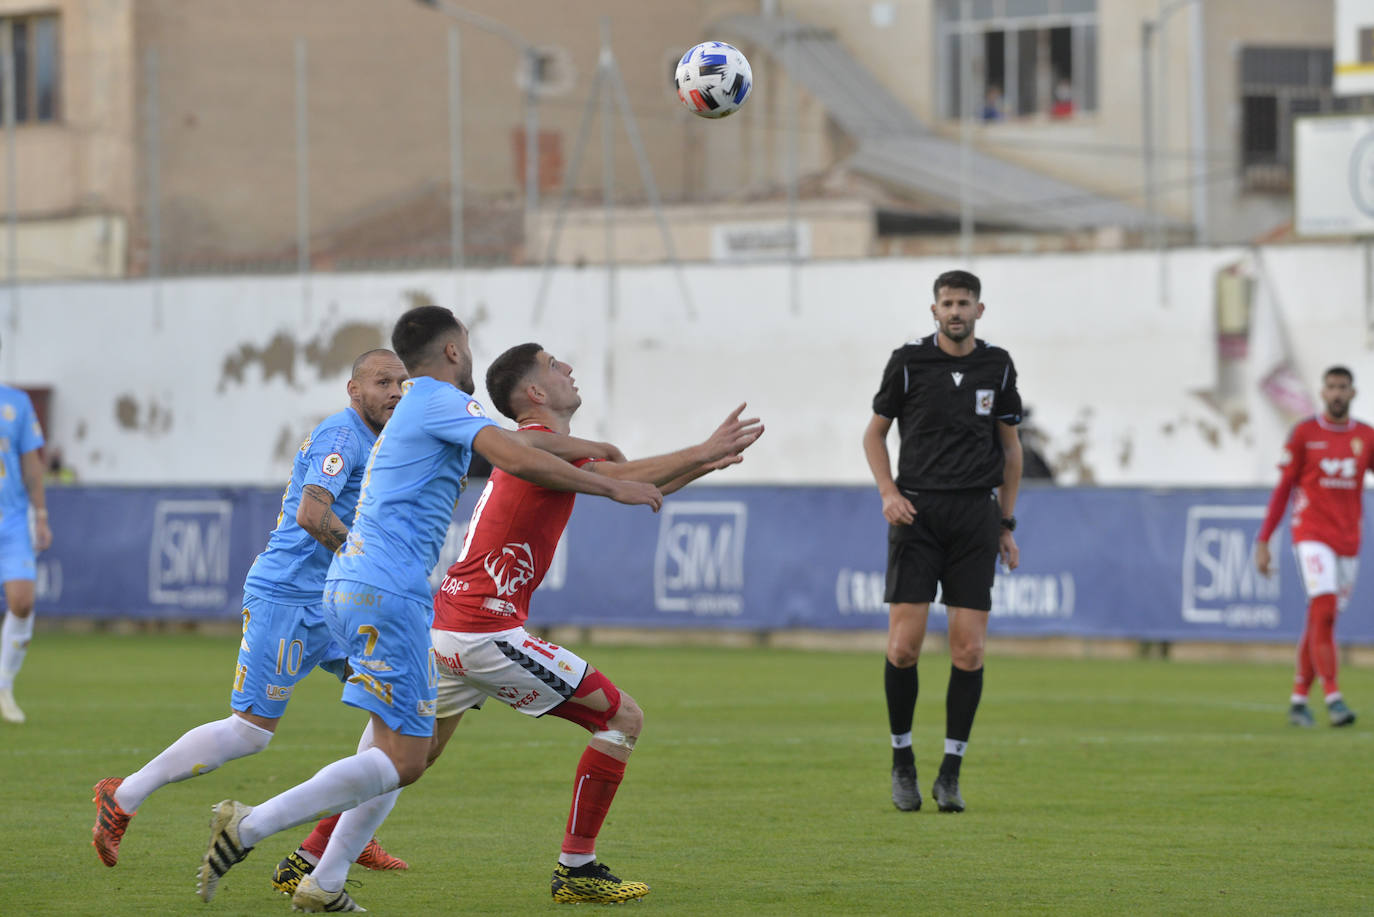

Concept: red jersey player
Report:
left=281, top=342, right=763, bottom=905
left=1256, top=366, right=1370, bottom=728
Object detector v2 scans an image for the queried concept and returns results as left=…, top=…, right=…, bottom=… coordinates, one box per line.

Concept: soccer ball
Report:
left=675, top=41, right=753, bottom=119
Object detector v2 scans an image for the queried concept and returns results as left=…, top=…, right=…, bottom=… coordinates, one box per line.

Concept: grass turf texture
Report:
left=2, top=631, right=1370, bottom=916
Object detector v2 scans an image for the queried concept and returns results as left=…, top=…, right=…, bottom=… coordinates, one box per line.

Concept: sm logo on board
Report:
left=149, top=500, right=233, bottom=608
left=653, top=502, right=747, bottom=616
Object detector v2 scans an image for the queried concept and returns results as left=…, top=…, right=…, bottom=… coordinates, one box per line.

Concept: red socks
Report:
left=301, top=814, right=340, bottom=859
left=1305, top=593, right=1340, bottom=697
left=563, top=747, right=626, bottom=856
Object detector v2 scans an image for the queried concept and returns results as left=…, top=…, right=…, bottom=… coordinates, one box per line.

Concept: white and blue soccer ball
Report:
left=675, top=41, right=753, bottom=119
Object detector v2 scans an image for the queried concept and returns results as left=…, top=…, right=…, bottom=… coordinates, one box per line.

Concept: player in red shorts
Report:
left=1256, top=366, right=1371, bottom=728
left=278, top=342, right=763, bottom=904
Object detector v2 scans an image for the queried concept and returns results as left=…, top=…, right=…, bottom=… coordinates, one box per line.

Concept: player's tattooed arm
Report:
left=514, top=429, right=627, bottom=463
left=297, top=484, right=350, bottom=552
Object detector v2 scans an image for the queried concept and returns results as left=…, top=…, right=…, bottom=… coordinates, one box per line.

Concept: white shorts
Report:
left=1293, top=541, right=1358, bottom=611
left=432, top=625, right=589, bottom=719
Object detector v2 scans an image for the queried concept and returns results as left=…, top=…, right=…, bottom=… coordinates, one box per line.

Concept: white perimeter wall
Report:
left=6, top=243, right=1369, bottom=487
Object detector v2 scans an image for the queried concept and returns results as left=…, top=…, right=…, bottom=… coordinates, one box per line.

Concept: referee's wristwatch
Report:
left=999, top=516, right=1017, bottom=532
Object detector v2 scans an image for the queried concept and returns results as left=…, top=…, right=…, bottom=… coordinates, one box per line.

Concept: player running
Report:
left=1256, top=366, right=1371, bottom=728
left=0, top=360, right=52, bottom=725
left=273, top=342, right=763, bottom=905
left=91, top=350, right=414, bottom=872
left=194, top=308, right=662, bottom=912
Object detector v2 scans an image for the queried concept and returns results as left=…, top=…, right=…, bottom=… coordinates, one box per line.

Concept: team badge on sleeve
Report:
left=466, top=400, right=487, bottom=418
left=322, top=452, right=345, bottom=476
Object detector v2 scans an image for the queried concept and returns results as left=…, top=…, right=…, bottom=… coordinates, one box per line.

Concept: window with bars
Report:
left=937, top=0, right=1097, bottom=122
left=0, top=12, right=61, bottom=125
left=1239, top=45, right=1365, bottom=192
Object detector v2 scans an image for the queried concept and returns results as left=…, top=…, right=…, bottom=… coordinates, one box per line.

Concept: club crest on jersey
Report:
left=1, top=405, right=13, bottom=421
left=975, top=389, right=994, bottom=415
left=321, top=452, right=345, bottom=476
left=466, top=400, right=487, bottom=418
left=484, top=542, right=536, bottom=597
left=951, top=372, right=964, bottom=387
left=1353, top=438, right=1364, bottom=456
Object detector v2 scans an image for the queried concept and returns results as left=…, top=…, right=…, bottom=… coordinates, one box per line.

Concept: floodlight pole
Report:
left=413, top=0, right=541, bottom=254
left=2, top=18, right=16, bottom=344
left=1140, top=0, right=1199, bottom=307
left=533, top=24, right=694, bottom=323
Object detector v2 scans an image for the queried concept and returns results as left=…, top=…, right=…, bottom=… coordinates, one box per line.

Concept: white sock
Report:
left=944, top=738, right=967, bottom=757
left=355, top=719, right=376, bottom=753
left=239, top=746, right=400, bottom=848
left=0, top=611, right=34, bottom=690
left=559, top=852, right=596, bottom=868
left=1325, top=691, right=1344, bottom=705
left=890, top=732, right=913, bottom=749
left=312, top=788, right=400, bottom=891
left=116, top=714, right=273, bottom=812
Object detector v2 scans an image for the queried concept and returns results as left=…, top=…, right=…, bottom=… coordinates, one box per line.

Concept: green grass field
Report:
left=2, top=631, right=1369, bottom=916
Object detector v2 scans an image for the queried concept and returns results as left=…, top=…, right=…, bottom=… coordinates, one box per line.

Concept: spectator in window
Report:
left=1050, top=78, right=1074, bottom=119
left=981, top=85, right=1004, bottom=122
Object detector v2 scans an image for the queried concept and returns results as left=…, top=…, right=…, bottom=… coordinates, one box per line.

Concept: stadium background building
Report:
left=0, top=0, right=1372, bottom=650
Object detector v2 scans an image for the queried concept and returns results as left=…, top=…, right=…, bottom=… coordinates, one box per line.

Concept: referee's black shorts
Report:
left=884, top=488, right=1001, bottom=611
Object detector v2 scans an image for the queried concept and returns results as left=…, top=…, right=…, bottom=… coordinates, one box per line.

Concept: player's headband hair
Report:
left=933, top=269, right=981, bottom=301
left=486, top=342, right=545, bottom=421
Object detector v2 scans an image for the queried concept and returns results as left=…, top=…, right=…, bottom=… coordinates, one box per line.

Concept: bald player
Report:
left=91, top=350, right=413, bottom=872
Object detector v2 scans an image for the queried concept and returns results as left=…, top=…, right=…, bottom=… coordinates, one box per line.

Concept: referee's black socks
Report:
left=941, top=664, right=984, bottom=778
left=884, top=659, right=918, bottom=768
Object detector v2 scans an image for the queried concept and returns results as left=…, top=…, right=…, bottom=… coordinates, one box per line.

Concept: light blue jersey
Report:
left=0, top=385, right=44, bottom=527
left=244, top=406, right=377, bottom=604
left=330, top=375, right=498, bottom=603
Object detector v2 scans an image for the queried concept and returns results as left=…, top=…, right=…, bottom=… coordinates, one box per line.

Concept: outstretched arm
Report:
left=655, top=452, right=748, bottom=495
left=590, top=403, right=764, bottom=488
left=513, top=429, right=626, bottom=463
left=474, top=426, right=661, bottom=510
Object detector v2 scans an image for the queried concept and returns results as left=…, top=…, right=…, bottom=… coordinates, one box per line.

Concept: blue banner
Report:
left=32, top=484, right=1374, bottom=644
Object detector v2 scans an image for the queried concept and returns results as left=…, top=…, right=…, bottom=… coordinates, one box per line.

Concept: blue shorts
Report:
left=230, top=592, right=350, bottom=718
left=0, top=517, right=35, bottom=583
left=324, top=579, right=437, bottom=738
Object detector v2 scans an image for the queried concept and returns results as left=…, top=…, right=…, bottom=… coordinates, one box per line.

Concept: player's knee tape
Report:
left=592, top=729, right=636, bottom=751
left=553, top=669, right=623, bottom=731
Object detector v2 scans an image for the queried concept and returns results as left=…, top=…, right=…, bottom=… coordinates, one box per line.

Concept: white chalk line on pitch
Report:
left=10, top=728, right=1370, bottom=761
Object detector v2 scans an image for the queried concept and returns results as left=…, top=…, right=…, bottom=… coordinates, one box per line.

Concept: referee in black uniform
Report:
left=862, top=269, right=1022, bottom=813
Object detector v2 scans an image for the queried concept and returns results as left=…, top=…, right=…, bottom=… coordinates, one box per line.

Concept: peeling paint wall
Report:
left=5, top=245, right=1371, bottom=486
